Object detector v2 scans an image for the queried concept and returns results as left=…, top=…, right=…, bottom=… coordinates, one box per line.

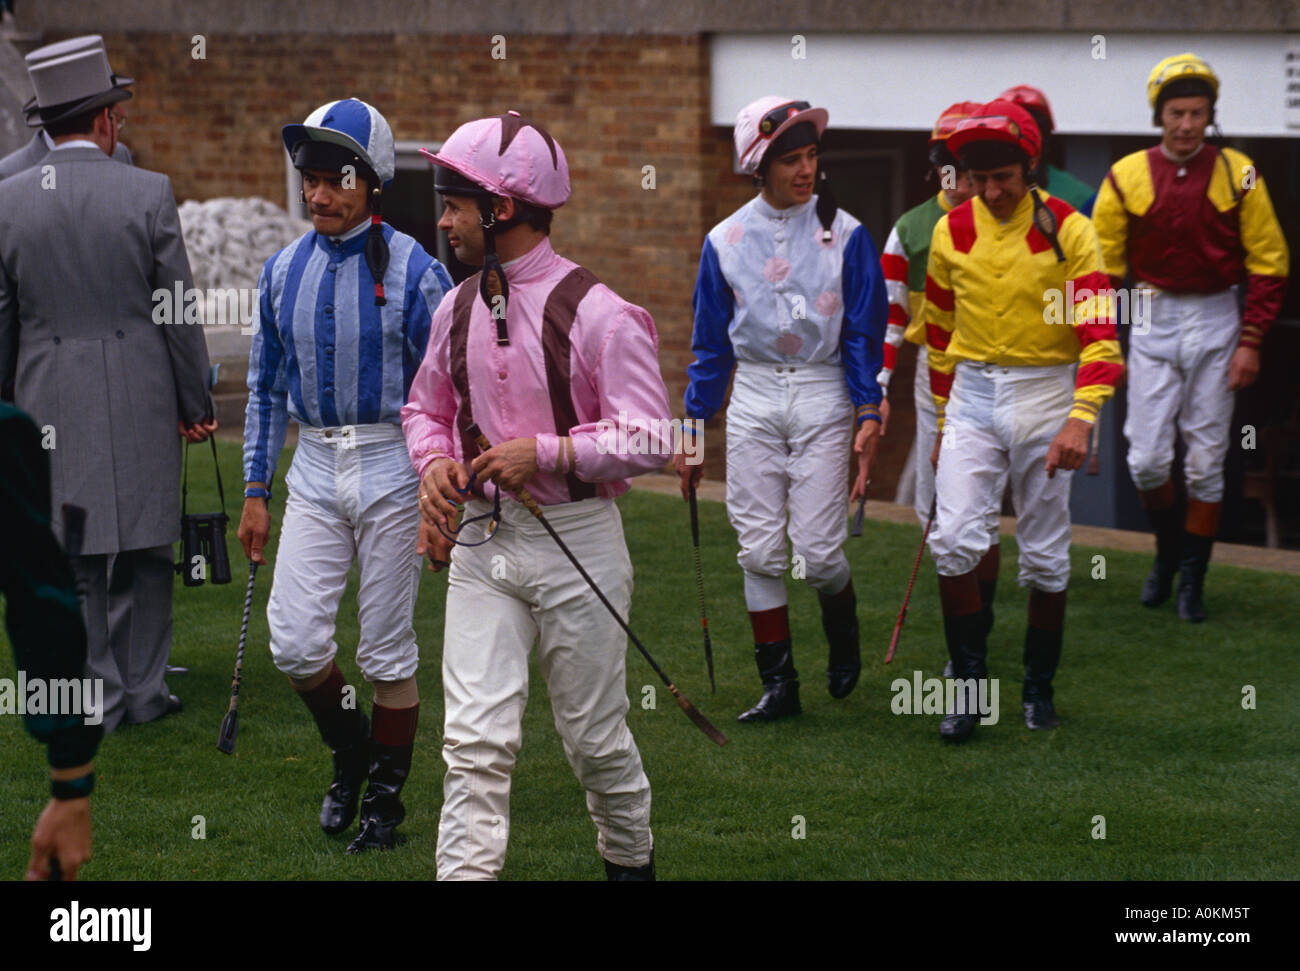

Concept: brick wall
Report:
left=88, top=31, right=824, bottom=482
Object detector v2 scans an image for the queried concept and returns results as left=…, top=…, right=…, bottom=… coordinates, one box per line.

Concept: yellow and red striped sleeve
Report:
left=1091, top=156, right=1145, bottom=284
left=923, top=217, right=957, bottom=429
left=1060, top=213, right=1123, bottom=423
left=1226, top=149, right=1291, bottom=350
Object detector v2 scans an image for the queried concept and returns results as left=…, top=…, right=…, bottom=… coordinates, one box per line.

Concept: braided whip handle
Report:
left=230, top=560, right=257, bottom=702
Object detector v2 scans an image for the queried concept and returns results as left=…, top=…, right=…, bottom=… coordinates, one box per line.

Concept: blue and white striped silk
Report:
left=243, top=223, right=453, bottom=486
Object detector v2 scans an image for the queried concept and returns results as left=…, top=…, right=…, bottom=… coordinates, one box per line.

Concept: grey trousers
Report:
left=72, top=544, right=175, bottom=733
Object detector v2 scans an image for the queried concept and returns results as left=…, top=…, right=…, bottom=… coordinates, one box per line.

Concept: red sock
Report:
left=748, top=605, right=790, bottom=643
left=372, top=703, right=419, bottom=746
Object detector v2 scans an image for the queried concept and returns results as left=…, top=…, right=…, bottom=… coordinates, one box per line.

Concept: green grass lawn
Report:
left=2, top=440, right=1297, bottom=880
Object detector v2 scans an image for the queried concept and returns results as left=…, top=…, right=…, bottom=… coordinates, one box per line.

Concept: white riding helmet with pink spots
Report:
left=734, top=96, right=828, bottom=175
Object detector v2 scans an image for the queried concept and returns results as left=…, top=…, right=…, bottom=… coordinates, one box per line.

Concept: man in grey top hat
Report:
left=0, top=34, right=216, bottom=732
left=0, top=35, right=134, bottom=180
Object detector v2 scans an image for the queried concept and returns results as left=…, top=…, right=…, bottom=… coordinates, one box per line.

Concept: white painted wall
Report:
left=712, top=33, right=1300, bottom=137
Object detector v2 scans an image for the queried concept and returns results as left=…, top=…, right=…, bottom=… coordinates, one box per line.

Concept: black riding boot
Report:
left=347, top=738, right=413, bottom=853
left=604, top=849, right=655, bottom=881
left=1176, top=533, right=1213, bottom=622
left=737, top=640, right=801, bottom=723
left=298, top=668, right=370, bottom=835
left=944, top=577, right=997, bottom=678
left=1022, top=625, right=1063, bottom=730
left=1141, top=501, right=1184, bottom=608
left=941, top=616, right=987, bottom=743
left=319, top=712, right=370, bottom=834
left=939, top=612, right=988, bottom=742
left=819, top=582, right=861, bottom=699
left=978, top=575, right=998, bottom=640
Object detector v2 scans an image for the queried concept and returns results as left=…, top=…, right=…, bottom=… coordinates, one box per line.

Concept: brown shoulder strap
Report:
left=449, top=277, right=481, bottom=463
left=541, top=267, right=600, bottom=501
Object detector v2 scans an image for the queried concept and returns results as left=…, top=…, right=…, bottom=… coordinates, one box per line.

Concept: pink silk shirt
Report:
left=401, top=237, right=673, bottom=506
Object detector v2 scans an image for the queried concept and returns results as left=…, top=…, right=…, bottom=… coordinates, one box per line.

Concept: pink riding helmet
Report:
left=420, top=110, right=570, bottom=209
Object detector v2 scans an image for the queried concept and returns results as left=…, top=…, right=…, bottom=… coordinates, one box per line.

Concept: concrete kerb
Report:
left=629, top=472, right=1300, bottom=577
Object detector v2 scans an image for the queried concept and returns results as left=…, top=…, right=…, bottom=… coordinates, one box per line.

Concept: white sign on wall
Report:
left=713, top=33, right=1300, bottom=137
left=1286, top=44, right=1300, bottom=131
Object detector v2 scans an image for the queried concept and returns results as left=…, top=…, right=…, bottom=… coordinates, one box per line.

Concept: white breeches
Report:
left=436, top=496, right=652, bottom=881
left=266, top=424, right=421, bottom=682
left=929, top=362, right=1074, bottom=592
left=1124, top=287, right=1238, bottom=503
left=725, top=362, right=854, bottom=610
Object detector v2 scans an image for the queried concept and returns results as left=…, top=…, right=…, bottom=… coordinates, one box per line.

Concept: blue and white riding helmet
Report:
left=282, top=98, right=396, bottom=187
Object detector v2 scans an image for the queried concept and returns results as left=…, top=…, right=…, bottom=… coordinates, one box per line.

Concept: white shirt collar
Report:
left=1160, top=141, right=1204, bottom=165
left=42, top=130, right=55, bottom=150
left=330, top=217, right=372, bottom=244
left=50, top=138, right=99, bottom=152
left=753, top=193, right=815, bottom=221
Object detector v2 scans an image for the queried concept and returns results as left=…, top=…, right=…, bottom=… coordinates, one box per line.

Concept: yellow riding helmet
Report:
left=1147, top=52, right=1219, bottom=109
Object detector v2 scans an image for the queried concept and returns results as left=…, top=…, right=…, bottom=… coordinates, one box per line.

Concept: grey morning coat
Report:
left=0, top=145, right=213, bottom=555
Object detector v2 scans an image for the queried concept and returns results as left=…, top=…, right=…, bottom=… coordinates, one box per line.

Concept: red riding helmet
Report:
left=947, top=100, right=1042, bottom=165
left=930, top=100, right=984, bottom=143
left=998, top=85, right=1055, bottom=133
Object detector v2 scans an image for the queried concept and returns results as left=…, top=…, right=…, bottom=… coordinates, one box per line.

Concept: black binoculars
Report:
left=178, top=512, right=232, bottom=586
left=176, top=435, right=232, bottom=586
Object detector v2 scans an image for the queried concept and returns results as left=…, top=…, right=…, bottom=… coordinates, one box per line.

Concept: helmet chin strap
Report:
left=365, top=184, right=389, bottom=306
left=1029, top=185, right=1066, bottom=264
left=815, top=170, right=837, bottom=243
left=476, top=197, right=510, bottom=346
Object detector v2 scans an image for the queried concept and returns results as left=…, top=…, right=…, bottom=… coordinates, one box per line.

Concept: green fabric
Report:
left=0, top=402, right=102, bottom=771
left=1044, top=164, right=1097, bottom=213
left=893, top=194, right=948, bottom=293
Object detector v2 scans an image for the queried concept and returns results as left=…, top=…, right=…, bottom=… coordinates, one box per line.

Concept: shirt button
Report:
left=324, top=305, right=333, bottom=316
left=116, top=330, right=125, bottom=338
left=52, top=336, right=60, bottom=345
left=498, top=370, right=507, bottom=380
left=328, top=263, right=338, bottom=273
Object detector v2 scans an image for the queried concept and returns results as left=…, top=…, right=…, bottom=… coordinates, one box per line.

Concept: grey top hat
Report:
left=22, top=35, right=134, bottom=128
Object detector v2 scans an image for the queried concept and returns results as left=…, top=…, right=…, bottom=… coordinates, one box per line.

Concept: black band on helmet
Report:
left=292, top=140, right=378, bottom=188
left=760, top=121, right=818, bottom=173
left=433, top=165, right=494, bottom=198
left=958, top=139, right=1027, bottom=172
left=1154, top=78, right=1216, bottom=125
